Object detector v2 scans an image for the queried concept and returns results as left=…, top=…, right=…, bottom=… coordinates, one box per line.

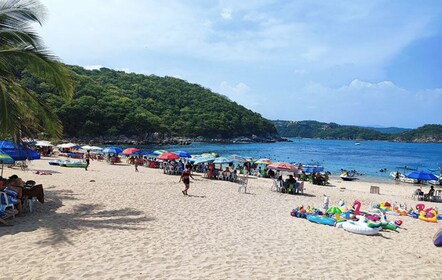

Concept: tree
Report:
left=0, top=0, right=72, bottom=142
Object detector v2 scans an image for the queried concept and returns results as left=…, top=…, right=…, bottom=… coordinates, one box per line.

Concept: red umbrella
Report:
left=122, top=148, right=140, bottom=155
left=157, top=152, right=180, bottom=160
left=267, top=162, right=298, bottom=172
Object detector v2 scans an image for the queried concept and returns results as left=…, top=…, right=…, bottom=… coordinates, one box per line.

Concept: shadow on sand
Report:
left=0, top=187, right=155, bottom=245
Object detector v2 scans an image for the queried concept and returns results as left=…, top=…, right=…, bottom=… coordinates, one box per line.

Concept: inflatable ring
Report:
left=434, top=228, right=442, bottom=247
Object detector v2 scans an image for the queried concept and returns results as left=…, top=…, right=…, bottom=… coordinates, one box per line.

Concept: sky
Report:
left=38, top=0, right=442, bottom=128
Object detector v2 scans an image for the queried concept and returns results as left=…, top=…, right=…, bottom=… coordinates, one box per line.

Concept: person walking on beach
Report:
left=134, top=156, right=139, bottom=172
left=179, top=166, right=194, bottom=196
left=85, top=150, right=92, bottom=171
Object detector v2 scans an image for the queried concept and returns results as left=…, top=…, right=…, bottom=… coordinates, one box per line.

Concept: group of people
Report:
left=0, top=174, right=45, bottom=222
left=276, top=174, right=304, bottom=194
left=414, top=185, right=437, bottom=201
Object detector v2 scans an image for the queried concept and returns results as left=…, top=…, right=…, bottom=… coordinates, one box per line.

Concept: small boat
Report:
left=340, top=170, right=358, bottom=181
left=64, top=161, right=87, bottom=168
left=355, top=142, right=361, bottom=145
left=48, top=159, right=63, bottom=166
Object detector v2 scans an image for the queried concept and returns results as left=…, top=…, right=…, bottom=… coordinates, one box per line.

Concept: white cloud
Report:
left=83, top=65, right=103, bottom=70
left=221, top=8, right=232, bottom=20
left=272, top=80, right=442, bottom=127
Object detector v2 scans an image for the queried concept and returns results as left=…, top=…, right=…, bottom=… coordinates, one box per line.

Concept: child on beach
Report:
left=322, top=194, right=329, bottom=210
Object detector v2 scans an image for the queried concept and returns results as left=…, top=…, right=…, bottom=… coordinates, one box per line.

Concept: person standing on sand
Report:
left=134, top=156, right=139, bottom=172
left=85, top=150, right=92, bottom=171
left=179, top=166, right=194, bottom=196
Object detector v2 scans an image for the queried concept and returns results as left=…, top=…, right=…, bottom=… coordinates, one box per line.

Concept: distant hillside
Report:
left=361, top=126, right=411, bottom=134
left=272, top=120, right=442, bottom=143
left=21, top=65, right=278, bottom=141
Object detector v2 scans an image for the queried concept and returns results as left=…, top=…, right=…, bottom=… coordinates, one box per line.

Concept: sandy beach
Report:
left=1, top=157, right=441, bottom=280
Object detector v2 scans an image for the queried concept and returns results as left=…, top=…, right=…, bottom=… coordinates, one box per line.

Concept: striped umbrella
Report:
left=267, top=162, right=298, bottom=172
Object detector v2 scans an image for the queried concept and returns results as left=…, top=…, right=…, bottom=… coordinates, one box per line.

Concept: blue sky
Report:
left=40, top=0, right=442, bottom=128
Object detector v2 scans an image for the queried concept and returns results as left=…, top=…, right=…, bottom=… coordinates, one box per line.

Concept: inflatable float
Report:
left=306, top=214, right=335, bottom=226
left=434, top=228, right=442, bottom=247
left=336, top=216, right=381, bottom=235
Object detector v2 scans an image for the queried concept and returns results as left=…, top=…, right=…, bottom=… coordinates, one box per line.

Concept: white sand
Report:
left=1, top=158, right=441, bottom=279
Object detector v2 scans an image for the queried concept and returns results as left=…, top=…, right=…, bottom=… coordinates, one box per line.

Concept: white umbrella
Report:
left=35, top=140, right=53, bottom=147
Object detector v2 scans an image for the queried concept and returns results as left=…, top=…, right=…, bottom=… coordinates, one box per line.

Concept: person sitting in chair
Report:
left=285, top=175, right=297, bottom=194
left=425, top=186, right=435, bottom=201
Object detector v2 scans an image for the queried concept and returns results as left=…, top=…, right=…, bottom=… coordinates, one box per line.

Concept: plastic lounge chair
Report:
left=296, top=181, right=305, bottom=194
left=1, top=191, right=16, bottom=218
left=238, top=176, right=249, bottom=193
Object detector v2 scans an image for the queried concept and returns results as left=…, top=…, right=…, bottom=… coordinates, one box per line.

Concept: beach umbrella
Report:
left=35, top=140, right=53, bottom=147
left=173, top=151, right=191, bottom=158
left=153, top=150, right=167, bottom=155
left=228, top=154, right=248, bottom=162
left=0, top=150, right=14, bottom=177
left=193, top=156, right=216, bottom=165
left=255, top=158, right=272, bottom=164
left=326, top=206, right=342, bottom=220
left=157, top=152, right=180, bottom=161
left=57, top=143, right=80, bottom=149
left=0, top=140, right=40, bottom=160
left=102, top=147, right=123, bottom=154
left=405, top=171, right=438, bottom=181
left=133, top=150, right=154, bottom=156
left=122, top=148, right=140, bottom=155
left=267, top=162, right=298, bottom=172
left=81, top=145, right=93, bottom=150
left=213, top=157, right=233, bottom=164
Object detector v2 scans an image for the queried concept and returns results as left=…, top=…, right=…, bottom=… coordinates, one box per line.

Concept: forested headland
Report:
left=272, top=120, right=442, bottom=143
left=21, top=65, right=280, bottom=143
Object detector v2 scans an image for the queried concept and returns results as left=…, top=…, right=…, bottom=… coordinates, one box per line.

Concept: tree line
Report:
left=272, top=120, right=442, bottom=143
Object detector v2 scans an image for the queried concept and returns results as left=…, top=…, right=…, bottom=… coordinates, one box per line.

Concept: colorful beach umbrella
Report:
left=153, top=150, right=167, bottom=155
left=0, top=141, right=40, bottom=160
left=255, top=158, right=272, bottom=164
left=157, top=152, right=180, bottom=161
left=0, top=150, right=14, bottom=177
left=173, top=151, right=191, bottom=158
left=122, top=148, right=140, bottom=155
left=267, top=162, right=298, bottom=172
left=102, top=147, right=123, bottom=154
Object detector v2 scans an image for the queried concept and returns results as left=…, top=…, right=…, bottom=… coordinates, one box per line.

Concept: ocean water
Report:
left=147, top=139, right=442, bottom=182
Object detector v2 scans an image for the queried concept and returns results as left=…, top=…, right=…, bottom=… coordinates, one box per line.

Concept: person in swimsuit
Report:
left=179, top=166, right=194, bottom=196
left=85, top=150, right=92, bottom=171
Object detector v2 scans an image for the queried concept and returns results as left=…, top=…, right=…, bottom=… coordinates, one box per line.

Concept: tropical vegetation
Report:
left=0, top=0, right=72, bottom=142
left=22, top=65, right=277, bottom=139
left=272, top=120, right=442, bottom=143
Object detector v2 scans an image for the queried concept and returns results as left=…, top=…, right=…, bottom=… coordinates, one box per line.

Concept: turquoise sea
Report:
left=149, top=139, right=442, bottom=183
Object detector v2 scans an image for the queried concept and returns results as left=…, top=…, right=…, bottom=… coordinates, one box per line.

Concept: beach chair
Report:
left=296, top=181, right=305, bottom=194
left=238, top=175, right=249, bottom=193
left=0, top=191, right=16, bottom=218
left=271, top=179, right=284, bottom=192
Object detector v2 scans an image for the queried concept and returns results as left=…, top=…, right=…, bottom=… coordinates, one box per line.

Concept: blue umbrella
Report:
left=173, top=151, right=191, bottom=158
left=0, top=140, right=40, bottom=160
left=102, top=147, right=123, bottom=154
left=405, top=171, right=438, bottom=181
left=133, top=150, right=154, bottom=156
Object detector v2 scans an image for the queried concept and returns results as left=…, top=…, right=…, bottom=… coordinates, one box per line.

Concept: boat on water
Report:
left=355, top=142, right=361, bottom=145
left=340, top=170, right=358, bottom=181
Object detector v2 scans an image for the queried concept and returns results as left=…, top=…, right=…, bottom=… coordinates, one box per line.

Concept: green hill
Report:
left=22, top=65, right=277, bottom=140
left=272, top=120, right=442, bottom=142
